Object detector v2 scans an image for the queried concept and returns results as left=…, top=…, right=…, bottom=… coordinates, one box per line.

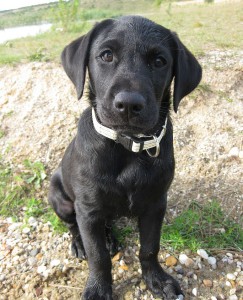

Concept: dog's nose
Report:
left=114, top=92, right=145, bottom=116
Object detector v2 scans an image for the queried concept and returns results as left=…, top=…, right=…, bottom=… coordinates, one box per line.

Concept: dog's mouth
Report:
left=109, top=124, right=147, bottom=136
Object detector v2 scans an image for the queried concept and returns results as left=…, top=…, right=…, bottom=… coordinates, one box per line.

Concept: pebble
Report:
left=197, top=249, right=209, bottom=260
left=37, top=265, right=47, bottom=274
left=227, top=273, right=236, bottom=280
left=192, top=287, right=198, bottom=296
left=1, top=215, right=242, bottom=300
left=228, top=147, right=239, bottom=157
left=203, top=279, right=213, bottom=287
left=27, top=257, right=37, bottom=266
left=22, top=227, right=30, bottom=234
left=50, top=259, right=61, bottom=267
left=179, top=253, right=194, bottom=266
left=165, top=255, right=178, bottom=267
left=208, top=256, right=217, bottom=265
left=29, top=248, right=39, bottom=257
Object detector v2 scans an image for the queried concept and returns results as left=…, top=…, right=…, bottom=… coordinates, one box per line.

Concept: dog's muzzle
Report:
left=92, top=108, right=167, bottom=157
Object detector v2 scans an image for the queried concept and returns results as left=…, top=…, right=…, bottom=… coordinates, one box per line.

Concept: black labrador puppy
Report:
left=49, top=15, right=202, bottom=300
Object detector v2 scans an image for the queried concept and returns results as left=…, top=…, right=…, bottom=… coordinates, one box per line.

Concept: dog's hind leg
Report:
left=48, top=168, right=86, bottom=260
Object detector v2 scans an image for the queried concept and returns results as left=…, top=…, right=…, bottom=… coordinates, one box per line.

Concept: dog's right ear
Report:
left=61, top=32, right=93, bottom=100
left=61, top=19, right=113, bottom=100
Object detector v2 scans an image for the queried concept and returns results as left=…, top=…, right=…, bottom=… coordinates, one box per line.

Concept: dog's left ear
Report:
left=172, top=33, right=202, bottom=113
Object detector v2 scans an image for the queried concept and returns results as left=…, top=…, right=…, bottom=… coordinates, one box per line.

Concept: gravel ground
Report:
left=0, top=50, right=242, bottom=299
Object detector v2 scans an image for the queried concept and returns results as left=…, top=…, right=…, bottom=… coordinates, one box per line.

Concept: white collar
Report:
left=92, top=108, right=167, bottom=157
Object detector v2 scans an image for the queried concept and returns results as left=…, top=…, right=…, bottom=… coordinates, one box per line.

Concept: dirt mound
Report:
left=0, top=50, right=242, bottom=221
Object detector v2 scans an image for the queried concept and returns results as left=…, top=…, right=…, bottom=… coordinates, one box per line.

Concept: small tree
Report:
left=54, top=0, right=80, bottom=31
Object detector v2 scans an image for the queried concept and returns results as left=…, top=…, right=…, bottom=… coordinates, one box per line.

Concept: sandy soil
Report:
left=0, top=50, right=242, bottom=221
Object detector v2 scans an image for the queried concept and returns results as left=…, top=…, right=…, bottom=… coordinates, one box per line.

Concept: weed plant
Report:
left=161, top=201, right=243, bottom=252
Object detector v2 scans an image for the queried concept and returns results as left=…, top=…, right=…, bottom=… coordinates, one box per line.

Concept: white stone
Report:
left=211, top=297, right=217, bottom=300
left=239, top=151, right=243, bottom=159
left=197, top=249, right=209, bottom=259
left=192, top=287, right=197, bottom=296
left=37, top=265, right=47, bottom=274
left=228, top=147, right=239, bottom=157
left=226, top=252, right=233, bottom=258
left=228, top=295, right=238, bottom=300
left=8, top=223, right=21, bottom=231
left=227, top=273, right=236, bottom=281
left=6, top=217, right=13, bottom=224
left=50, top=259, right=61, bottom=267
left=208, top=256, right=217, bottom=265
left=226, top=280, right=232, bottom=287
left=22, top=227, right=30, bottom=234
left=179, top=254, right=189, bottom=265
left=176, top=295, right=184, bottom=300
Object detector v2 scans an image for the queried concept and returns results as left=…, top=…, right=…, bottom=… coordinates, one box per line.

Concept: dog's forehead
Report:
left=93, top=16, right=172, bottom=48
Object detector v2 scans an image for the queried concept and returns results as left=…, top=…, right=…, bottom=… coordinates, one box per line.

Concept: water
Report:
left=0, top=23, right=52, bottom=44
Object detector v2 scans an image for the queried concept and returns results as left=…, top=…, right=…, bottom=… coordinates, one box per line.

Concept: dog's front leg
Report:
left=75, top=202, right=113, bottom=300
left=138, top=195, right=183, bottom=300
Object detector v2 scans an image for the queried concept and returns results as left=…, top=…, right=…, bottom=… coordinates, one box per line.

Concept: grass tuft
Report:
left=161, top=200, right=243, bottom=252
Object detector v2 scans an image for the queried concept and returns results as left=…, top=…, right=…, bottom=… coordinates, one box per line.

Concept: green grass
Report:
left=161, top=200, right=243, bottom=252
left=113, top=225, right=133, bottom=244
left=0, top=1, right=242, bottom=65
left=0, top=157, right=68, bottom=233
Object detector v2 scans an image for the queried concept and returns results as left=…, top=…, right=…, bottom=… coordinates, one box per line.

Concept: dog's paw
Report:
left=82, top=280, right=113, bottom=300
left=71, top=236, right=86, bottom=260
left=143, top=267, right=183, bottom=300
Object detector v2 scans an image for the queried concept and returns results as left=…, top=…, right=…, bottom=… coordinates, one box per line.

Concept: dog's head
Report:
left=62, top=16, right=202, bottom=135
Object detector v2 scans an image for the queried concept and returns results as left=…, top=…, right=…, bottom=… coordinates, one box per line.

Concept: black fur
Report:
left=49, top=16, right=202, bottom=299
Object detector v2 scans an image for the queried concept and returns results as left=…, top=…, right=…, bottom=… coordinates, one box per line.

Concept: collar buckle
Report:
left=146, top=135, right=160, bottom=157
left=116, top=135, right=144, bottom=153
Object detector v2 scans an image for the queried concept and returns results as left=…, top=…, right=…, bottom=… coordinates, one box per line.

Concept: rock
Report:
left=197, top=249, right=209, bottom=259
left=185, top=257, right=194, bottom=267
left=22, top=227, right=30, bottom=234
left=228, top=147, right=239, bottom=157
left=239, top=151, right=243, bottom=159
left=139, top=281, right=146, bottom=290
left=227, top=273, right=236, bottom=281
left=226, top=280, right=232, bottom=287
left=176, top=295, right=184, bottom=300
left=8, top=223, right=21, bottom=231
left=192, top=287, right=197, bottom=296
left=165, top=256, right=178, bottom=267
left=37, top=265, right=47, bottom=274
left=27, top=257, right=37, bottom=266
left=124, top=291, right=133, bottom=300
left=29, top=248, right=39, bottom=257
left=203, top=279, right=213, bottom=287
left=211, top=297, right=217, bottom=300
left=119, top=264, right=128, bottom=271
left=28, top=217, right=38, bottom=227
left=112, top=251, right=123, bottom=263
left=50, top=259, right=61, bottom=267
left=238, top=280, right=243, bottom=286
left=208, top=256, right=217, bottom=265
left=228, top=295, right=238, bottom=300
left=230, top=288, right=236, bottom=295
left=179, top=253, right=189, bottom=265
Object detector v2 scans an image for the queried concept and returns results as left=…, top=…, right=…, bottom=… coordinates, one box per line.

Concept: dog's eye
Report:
left=154, top=56, right=167, bottom=68
left=101, top=50, right=113, bottom=62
